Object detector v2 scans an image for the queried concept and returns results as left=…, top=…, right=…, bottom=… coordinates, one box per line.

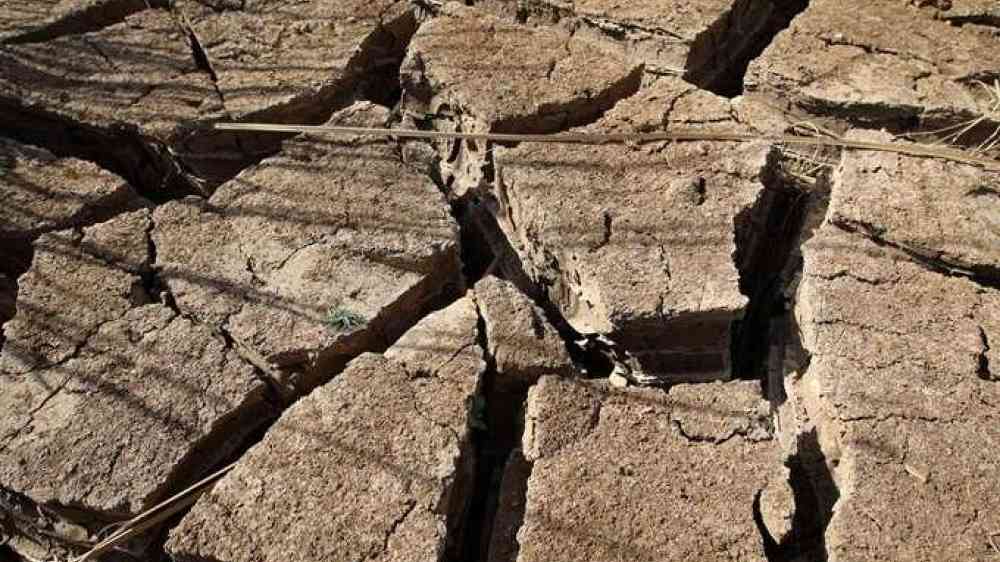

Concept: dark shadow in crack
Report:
left=779, top=428, right=838, bottom=562
left=686, top=0, right=810, bottom=97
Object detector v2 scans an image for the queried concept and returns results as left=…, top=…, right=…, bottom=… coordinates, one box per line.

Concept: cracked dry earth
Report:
left=0, top=1, right=998, bottom=561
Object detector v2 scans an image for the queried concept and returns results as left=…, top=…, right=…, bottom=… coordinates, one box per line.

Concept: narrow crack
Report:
left=141, top=211, right=178, bottom=310
left=580, top=15, right=691, bottom=45
left=0, top=295, right=139, bottom=457
left=671, top=413, right=767, bottom=446
left=977, top=326, right=994, bottom=381
left=492, top=64, right=644, bottom=135
left=81, top=36, right=120, bottom=72
left=449, top=303, right=534, bottom=562
left=0, top=371, right=74, bottom=454
left=379, top=500, right=418, bottom=559
left=831, top=219, right=1000, bottom=290
left=182, top=24, right=219, bottom=84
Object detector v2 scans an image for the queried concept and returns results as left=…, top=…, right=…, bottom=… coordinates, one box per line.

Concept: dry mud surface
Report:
left=1, top=1, right=998, bottom=561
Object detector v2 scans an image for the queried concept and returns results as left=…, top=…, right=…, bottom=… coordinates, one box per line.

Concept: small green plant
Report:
left=324, top=306, right=367, bottom=333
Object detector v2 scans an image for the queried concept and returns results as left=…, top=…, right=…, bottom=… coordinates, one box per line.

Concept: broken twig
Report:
left=72, top=463, right=236, bottom=562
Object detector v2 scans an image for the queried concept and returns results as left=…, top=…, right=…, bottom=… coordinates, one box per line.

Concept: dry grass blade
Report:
left=905, top=79, right=1000, bottom=156
left=213, top=123, right=1000, bottom=172
left=72, top=463, right=236, bottom=562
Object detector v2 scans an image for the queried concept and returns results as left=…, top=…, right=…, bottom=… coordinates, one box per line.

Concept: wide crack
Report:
left=452, top=303, right=534, bottom=562
left=753, top=150, right=838, bottom=561
left=686, top=0, right=810, bottom=97
left=0, top=99, right=198, bottom=202
left=731, top=149, right=813, bottom=389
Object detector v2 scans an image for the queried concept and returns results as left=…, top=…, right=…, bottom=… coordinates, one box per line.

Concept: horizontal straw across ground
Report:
left=214, top=122, right=1000, bottom=172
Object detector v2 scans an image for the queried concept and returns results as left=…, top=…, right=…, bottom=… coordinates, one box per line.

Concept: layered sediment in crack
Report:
left=0, top=210, right=277, bottom=561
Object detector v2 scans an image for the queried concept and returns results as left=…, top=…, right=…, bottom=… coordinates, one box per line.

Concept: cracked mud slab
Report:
left=0, top=137, right=145, bottom=276
left=515, top=0, right=802, bottom=89
left=473, top=275, right=574, bottom=388
left=401, top=2, right=641, bottom=136
left=829, top=130, right=1000, bottom=279
left=0, top=8, right=225, bottom=193
left=785, top=220, right=1000, bottom=559
left=745, top=0, right=1000, bottom=136
left=167, top=296, right=484, bottom=562
left=493, top=77, right=774, bottom=383
left=175, top=0, right=416, bottom=122
left=0, top=210, right=275, bottom=561
left=152, top=102, right=461, bottom=397
left=516, top=376, right=786, bottom=562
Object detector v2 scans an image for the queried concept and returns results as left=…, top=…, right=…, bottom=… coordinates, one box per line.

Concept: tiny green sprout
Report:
left=324, top=306, right=367, bottom=333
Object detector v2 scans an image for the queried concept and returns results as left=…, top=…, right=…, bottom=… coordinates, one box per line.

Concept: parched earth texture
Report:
left=0, top=1, right=998, bottom=561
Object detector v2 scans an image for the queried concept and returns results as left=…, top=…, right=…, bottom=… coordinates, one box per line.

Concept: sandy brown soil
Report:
left=1, top=1, right=998, bottom=561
